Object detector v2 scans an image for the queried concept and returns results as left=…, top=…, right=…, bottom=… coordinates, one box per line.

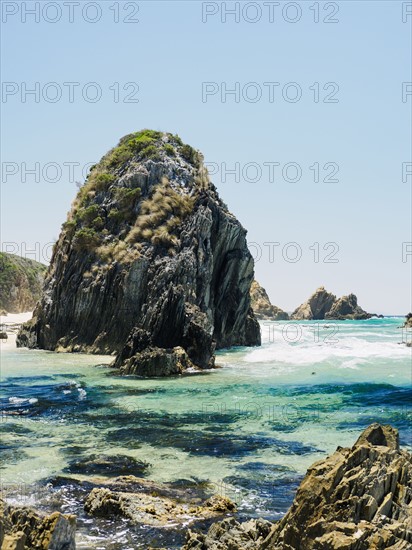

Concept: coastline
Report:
left=1, top=318, right=411, bottom=548
left=1, top=311, right=33, bottom=351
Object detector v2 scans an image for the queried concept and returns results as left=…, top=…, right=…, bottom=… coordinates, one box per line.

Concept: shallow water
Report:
left=1, top=318, right=411, bottom=548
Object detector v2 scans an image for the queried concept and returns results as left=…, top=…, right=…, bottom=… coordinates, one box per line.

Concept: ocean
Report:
left=1, top=318, right=411, bottom=549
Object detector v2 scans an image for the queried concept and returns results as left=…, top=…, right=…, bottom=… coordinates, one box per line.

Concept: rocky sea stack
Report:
left=250, top=280, right=289, bottom=320
left=291, top=286, right=371, bottom=321
left=0, top=253, right=46, bottom=314
left=17, top=130, right=261, bottom=374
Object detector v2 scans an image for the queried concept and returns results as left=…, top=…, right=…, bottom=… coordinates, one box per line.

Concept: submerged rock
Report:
left=0, top=498, right=76, bottom=549
left=0, top=253, right=46, bottom=314
left=291, top=287, right=371, bottom=320
left=64, top=453, right=150, bottom=476
left=250, top=281, right=289, bottom=321
left=180, top=424, right=412, bottom=549
left=17, top=130, right=260, bottom=375
left=403, top=313, right=412, bottom=328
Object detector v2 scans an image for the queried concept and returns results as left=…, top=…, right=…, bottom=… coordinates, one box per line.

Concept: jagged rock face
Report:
left=182, top=517, right=273, bottom=549
left=17, top=131, right=260, bottom=373
left=403, top=313, right=412, bottom=328
left=290, top=286, right=336, bottom=320
left=291, top=287, right=371, bottom=320
left=0, top=498, right=76, bottom=549
left=180, top=424, right=412, bottom=550
left=250, top=281, right=289, bottom=321
left=0, top=253, right=46, bottom=314
left=260, top=423, right=412, bottom=550
left=325, top=293, right=371, bottom=320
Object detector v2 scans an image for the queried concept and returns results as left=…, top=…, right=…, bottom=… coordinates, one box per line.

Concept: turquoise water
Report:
left=1, top=318, right=411, bottom=548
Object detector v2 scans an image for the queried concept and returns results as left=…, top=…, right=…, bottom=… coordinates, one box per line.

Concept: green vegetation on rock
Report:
left=0, top=253, right=47, bottom=313
left=62, top=130, right=201, bottom=264
left=126, top=178, right=195, bottom=249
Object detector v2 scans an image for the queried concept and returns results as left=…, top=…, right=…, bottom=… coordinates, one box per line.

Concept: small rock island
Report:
left=17, top=130, right=261, bottom=375
left=291, top=286, right=371, bottom=320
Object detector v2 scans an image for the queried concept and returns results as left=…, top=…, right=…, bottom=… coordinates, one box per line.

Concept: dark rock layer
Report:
left=17, top=131, right=260, bottom=374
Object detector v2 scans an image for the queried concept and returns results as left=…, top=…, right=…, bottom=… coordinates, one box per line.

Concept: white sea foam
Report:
left=243, top=332, right=410, bottom=366
left=9, top=397, right=38, bottom=405
left=77, top=388, right=87, bottom=399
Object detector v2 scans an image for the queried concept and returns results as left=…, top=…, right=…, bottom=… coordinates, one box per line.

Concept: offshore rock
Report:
left=290, top=286, right=336, bottom=320
left=403, top=313, right=412, bottom=328
left=261, top=423, right=412, bottom=549
left=17, top=130, right=260, bottom=374
left=291, top=287, right=371, bottom=320
left=250, top=281, right=289, bottom=321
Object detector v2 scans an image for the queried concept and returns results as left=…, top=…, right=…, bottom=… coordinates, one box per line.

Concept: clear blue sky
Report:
left=1, top=1, right=411, bottom=314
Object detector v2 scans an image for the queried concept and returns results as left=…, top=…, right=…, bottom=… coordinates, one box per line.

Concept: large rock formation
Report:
left=291, top=287, right=371, bottom=320
left=402, top=313, right=412, bottom=347
left=17, top=130, right=260, bottom=374
left=181, top=424, right=412, bottom=550
left=403, top=313, right=412, bottom=328
left=325, top=293, right=371, bottom=320
left=0, top=498, right=76, bottom=549
left=250, top=280, right=289, bottom=321
left=0, top=253, right=46, bottom=314
left=290, top=287, right=336, bottom=320
left=261, top=423, right=412, bottom=549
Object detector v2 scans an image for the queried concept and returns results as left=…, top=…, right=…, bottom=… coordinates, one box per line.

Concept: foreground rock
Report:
left=63, top=453, right=150, bottom=476
left=84, top=487, right=236, bottom=528
left=0, top=498, right=76, bottom=549
left=250, top=281, right=289, bottom=321
left=291, top=287, right=371, bottom=320
left=17, top=130, right=260, bottom=375
left=0, top=253, right=46, bottom=314
left=182, top=517, right=272, bottom=549
left=181, top=424, right=412, bottom=549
